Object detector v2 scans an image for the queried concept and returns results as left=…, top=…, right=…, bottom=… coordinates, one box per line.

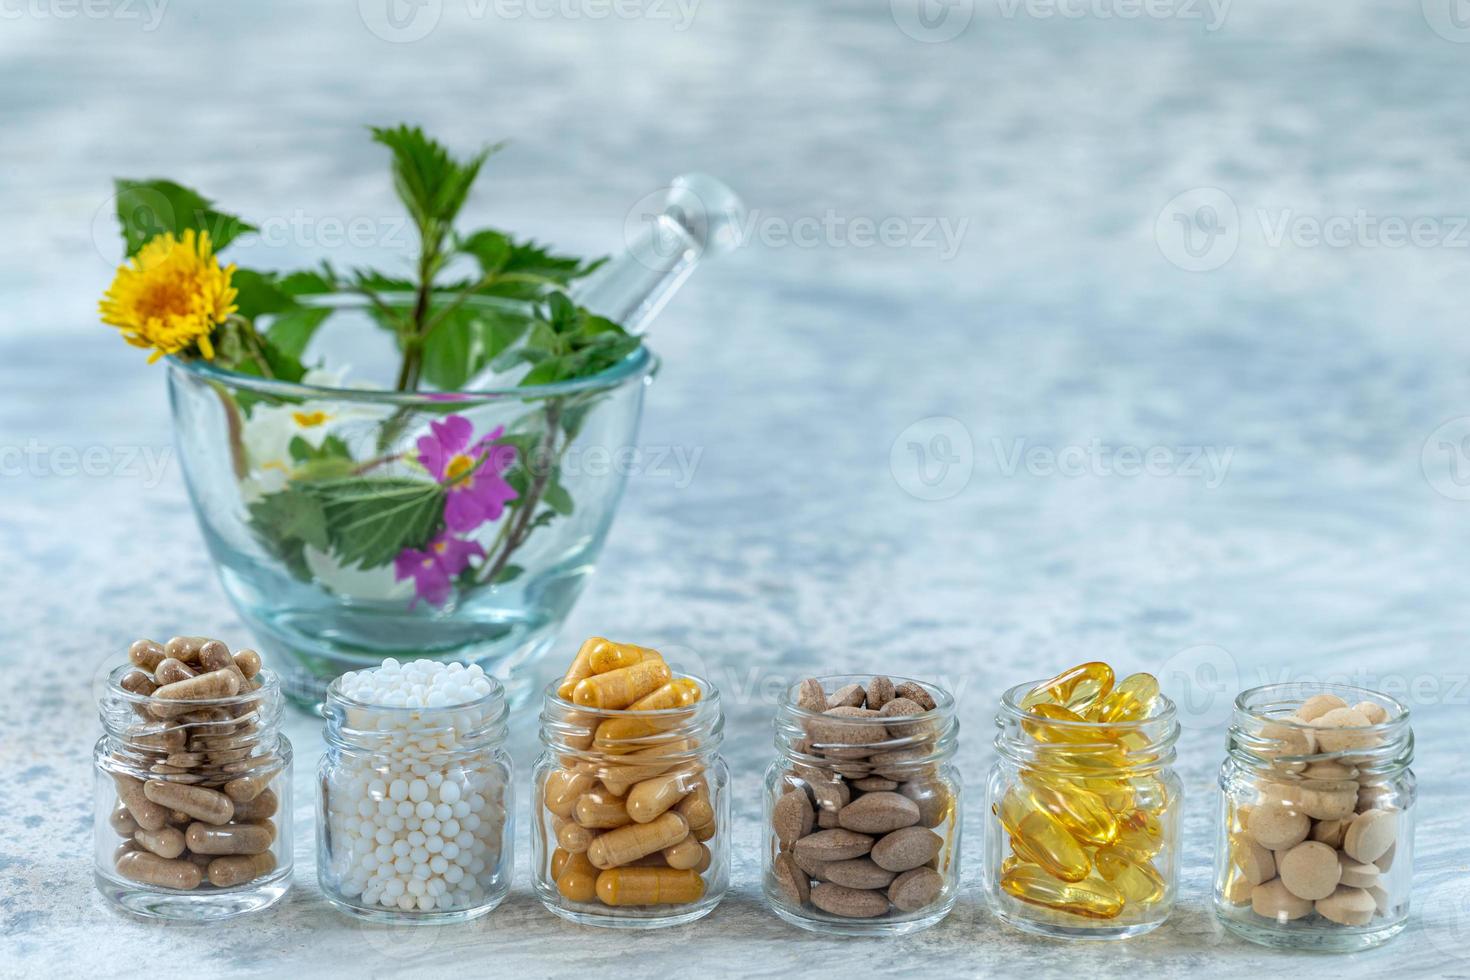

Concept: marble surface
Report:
left=3, top=0, right=1470, bottom=976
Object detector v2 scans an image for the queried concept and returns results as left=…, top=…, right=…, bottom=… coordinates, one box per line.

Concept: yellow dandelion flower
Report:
left=99, top=229, right=239, bottom=363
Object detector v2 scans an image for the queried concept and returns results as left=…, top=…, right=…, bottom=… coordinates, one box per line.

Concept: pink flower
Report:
left=416, top=415, right=518, bottom=533
left=394, top=533, right=485, bottom=609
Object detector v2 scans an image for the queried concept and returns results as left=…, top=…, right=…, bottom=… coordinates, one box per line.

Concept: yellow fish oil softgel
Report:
left=990, top=661, right=1179, bottom=938
left=538, top=638, right=724, bottom=923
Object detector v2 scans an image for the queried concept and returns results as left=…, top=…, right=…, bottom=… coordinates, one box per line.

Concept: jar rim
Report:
left=324, top=670, right=507, bottom=716
left=103, top=663, right=280, bottom=710
left=997, top=679, right=1179, bottom=732
left=777, top=673, right=954, bottom=724
left=1232, top=682, right=1411, bottom=730
left=541, top=669, right=721, bottom=719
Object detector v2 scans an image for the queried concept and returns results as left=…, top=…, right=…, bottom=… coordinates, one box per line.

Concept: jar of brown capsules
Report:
left=94, top=636, right=293, bottom=920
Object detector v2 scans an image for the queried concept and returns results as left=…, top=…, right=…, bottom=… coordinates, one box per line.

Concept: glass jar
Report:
left=316, top=673, right=513, bottom=922
left=761, top=675, right=962, bottom=936
left=531, top=674, right=728, bottom=928
left=984, top=681, right=1182, bottom=940
left=94, top=665, right=293, bottom=920
left=1213, top=684, right=1414, bottom=952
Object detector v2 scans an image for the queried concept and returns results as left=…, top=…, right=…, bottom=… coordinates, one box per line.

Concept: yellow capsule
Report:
left=588, top=641, right=664, bottom=675
left=1107, top=812, right=1164, bottom=863
left=1021, top=703, right=1096, bottom=745
left=572, top=659, right=672, bottom=710
left=1033, top=741, right=1131, bottom=775
left=1018, top=771, right=1118, bottom=845
left=1021, top=662, right=1115, bottom=712
left=1088, top=672, right=1160, bottom=724
left=594, top=678, right=702, bottom=751
left=557, top=637, right=609, bottom=700
left=595, top=866, right=705, bottom=906
left=1000, top=862, right=1125, bottom=919
left=998, top=789, right=1092, bottom=883
left=1093, top=848, right=1166, bottom=905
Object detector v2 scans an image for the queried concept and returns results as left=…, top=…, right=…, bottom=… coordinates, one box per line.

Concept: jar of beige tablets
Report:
left=94, top=637, right=293, bottom=920
left=763, top=675, right=962, bottom=936
left=317, top=659, right=513, bottom=922
left=1214, top=684, right=1415, bottom=952
left=532, top=641, right=728, bottom=928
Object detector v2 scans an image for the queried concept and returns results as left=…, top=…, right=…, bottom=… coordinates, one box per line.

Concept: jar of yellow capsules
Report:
left=984, top=663, right=1182, bottom=940
left=531, top=638, right=728, bottom=928
left=1213, top=684, right=1414, bottom=952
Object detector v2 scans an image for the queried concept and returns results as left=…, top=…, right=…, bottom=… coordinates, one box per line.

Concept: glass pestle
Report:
left=457, top=174, right=745, bottom=390
left=574, top=173, right=746, bottom=334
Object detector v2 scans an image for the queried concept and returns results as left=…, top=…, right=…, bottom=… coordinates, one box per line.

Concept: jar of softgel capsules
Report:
left=317, top=659, right=513, bottom=923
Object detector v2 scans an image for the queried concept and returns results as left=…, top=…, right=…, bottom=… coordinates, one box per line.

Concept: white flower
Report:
left=238, top=367, right=387, bottom=503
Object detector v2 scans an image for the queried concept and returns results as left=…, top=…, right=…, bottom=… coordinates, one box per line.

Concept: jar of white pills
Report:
left=317, top=659, right=513, bottom=923
left=1214, top=684, right=1415, bottom=952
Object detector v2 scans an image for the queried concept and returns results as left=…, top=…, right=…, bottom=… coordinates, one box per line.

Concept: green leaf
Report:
left=491, top=563, right=524, bottom=584
left=279, top=268, right=339, bottom=297
left=232, top=269, right=297, bottom=320
left=114, top=178, right=255, bottom=257
left=543, top=474, right=574, bottom=516
left=370, top=125, right=500, bottom=234
left=420, top=307, right=533, bottom=390
left=267, top=307, right=332, bottom=361
left=458, top=229, right=512, bottom=276
left=248, top=486, right=331, bottom=553
left=305, top=476, right=445, bottom=569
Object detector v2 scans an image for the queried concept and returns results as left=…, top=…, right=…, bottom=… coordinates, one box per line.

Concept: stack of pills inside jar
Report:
left=318, top=659, right=512, bottom=921
left=1216, top=687, right=1414, bottom=950
left=987, top=661, right=1182, bottom=938
left=96, top=636, right=292, bottom=919
left=535, top=638, right=727, bottom=927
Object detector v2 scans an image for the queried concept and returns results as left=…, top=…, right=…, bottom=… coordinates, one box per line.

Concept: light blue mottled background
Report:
left=2, top=1, right=1469, bottom=976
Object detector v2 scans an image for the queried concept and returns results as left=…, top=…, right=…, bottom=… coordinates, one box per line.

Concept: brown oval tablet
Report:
left=866, top=676, right=895, bottom=711
left=823, top=857, right=897, bottom=890
left=837, top=792, right=921, bottom=834
left=871, top=826, right=943, bottom=872
left=830, top=683, right=867, bottom=709
left=794, top=828, right=875, bottom=863
left=810, top=882, right=890, bottom=918
left=796, top=678, right=828, bottom=713
left=899, top=780, right=951, bottom=828
left=893, top=682, right=936, bottom=711
left=773, top=788, right=815, bottom=848
left=888, top=866, right=944, bottom=911
left=809, top=707, right=888, bottom=749
left=852, top=777, right=898, bottom=792
left=1251, top=878, right=1312, bottom=921
left=771, top=852, right=810, bottom=905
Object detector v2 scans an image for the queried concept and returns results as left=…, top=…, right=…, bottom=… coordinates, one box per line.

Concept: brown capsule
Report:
left=110, top=802, right=139, bottom=836
left=116, top=850, right=202, bottom=890
left=224, top=772, right=273, bottom=803
left=149, top=669, right=242, bottom=718
left=187, top=850, right=214, bottom=868
left=128, top=639, right=167, bottom=672
left=233, top=649, right=262, bottom=679
left=164, top=752, right=204, bottom=769
left=231, top=788, right=278, bottom=821
left=207, top=852, right=276, bottom=888
left=119, top=670, right=157, bottom=698
left=198, top=640, right=232, bottom=671
left=154, top=658, right=197, bottom=686
left=134, top=826, right=186, bottom=859
left=113, top=774, right=168, bottom=831
left=255, top=818, right=278, bottom=843
left=164, top=636, right=212, bottom=664
left=126, top=721, right=187, bottom=753
left=186, top=821, right=272, bottom=856
left=143, top=780, right=234, bottom=825
left=114, top=840, right=139, bottom=864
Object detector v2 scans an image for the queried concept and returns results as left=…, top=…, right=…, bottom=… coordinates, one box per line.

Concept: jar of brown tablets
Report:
left=94, top=637, right=293, bottom=920
left=1214, top=684, right=1415, bottom=952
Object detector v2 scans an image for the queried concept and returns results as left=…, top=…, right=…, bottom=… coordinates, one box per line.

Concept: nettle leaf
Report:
left=305, top=476, right=445, bottom=569
left=114, top=178, right=255, bottom=257
left=248, top=486, right=331, bottom=553
left=457, top=230, right=607, bottom=300
left=232, top=269, right=297, bottom=320
left=543, top=470, right=574, bottom=516
left=491, top=564, right=524, bottom=584
left=370, top=125, right=501, bottom=232
left=420, top=306, right=533, bottom=390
